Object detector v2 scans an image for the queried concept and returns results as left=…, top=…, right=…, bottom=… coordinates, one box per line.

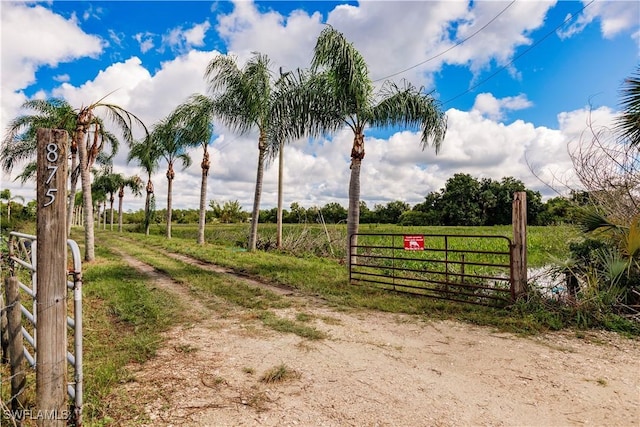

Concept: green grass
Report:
left=79, top=245, right=186, bottom=424
left=129, top=223, right=579, bottom=267
left=0, top=240, right=185, bottom=426
left=97, top=228, right=593, bottom=335
left=98, top=233, right=327, bottom=340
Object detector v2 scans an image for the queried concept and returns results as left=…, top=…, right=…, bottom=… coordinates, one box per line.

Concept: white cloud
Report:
left=108, top=29, right=125, bottom=47
left=134, top=32, right=155, bottom=53
left=184, top=21, right=211, bottom=46
left=558, top=0, right=640, bottom=40
left=0, top=2, right=103, bottom=132
left=215, top=0, right=324, bottom=69
left=161, top=20, right=213, bottom=54
left=472, top=93, right=533, bottom=121
left=53, top=74, right=70, bottom=83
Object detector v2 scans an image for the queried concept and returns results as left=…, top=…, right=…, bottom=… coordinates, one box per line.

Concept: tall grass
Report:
left=127, top=223, right=578, bottom=267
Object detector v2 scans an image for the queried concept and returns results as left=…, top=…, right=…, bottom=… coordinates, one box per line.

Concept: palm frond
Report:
left=372, top=80, right=447, bottom=153
left=14, top=161, right=37, bottom=184
left=615, top=66, right=640, bottom=147
left=311, top=25, right=373, bottom=116
left=576, top=208, right=625, bottom=234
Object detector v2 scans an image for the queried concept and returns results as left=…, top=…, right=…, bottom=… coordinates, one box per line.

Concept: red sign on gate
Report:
left=403, top=235, right=424, bottom=251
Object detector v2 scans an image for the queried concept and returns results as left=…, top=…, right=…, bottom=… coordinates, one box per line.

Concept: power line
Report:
left=442, top=0, right=596, bottom=106
left=372, top=0, right=516, bottom=83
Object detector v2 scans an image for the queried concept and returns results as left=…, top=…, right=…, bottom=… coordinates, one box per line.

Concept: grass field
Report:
left=129, top=222, right=579, bottom=267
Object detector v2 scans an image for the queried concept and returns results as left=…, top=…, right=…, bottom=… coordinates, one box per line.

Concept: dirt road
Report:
left=113, top=252, right=639, bottom=427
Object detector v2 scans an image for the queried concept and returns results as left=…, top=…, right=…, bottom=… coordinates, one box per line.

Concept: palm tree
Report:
left=170, top=94, right=215, bottom=245
left=92, top=166, right=139, bottom=231
left=1, top=96, right=144, bottom=260
left=1, top=98, right=78, bottom=234
left=306, top=26, right=447, bottom=262
left=205, top=52, right=283, bottom=251
left=149, top=112, right=201, bottom=239
left=128, top=137, right=160, bottom=235
left=0, top=189, right=24, bottom=222
left=616, top=65, right=640, bottom=147
left=117, top=175, right=143, bottom=232
left=73, top=96, right=147, bottom=261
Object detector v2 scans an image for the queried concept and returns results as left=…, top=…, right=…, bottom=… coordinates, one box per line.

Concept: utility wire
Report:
left=372, top=0, right=516, bottom=82
left=442, top=0, right=595, bottom=106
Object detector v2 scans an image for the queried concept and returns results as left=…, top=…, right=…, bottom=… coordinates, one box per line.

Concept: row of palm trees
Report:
left=1, top=26, right=449, bottom=262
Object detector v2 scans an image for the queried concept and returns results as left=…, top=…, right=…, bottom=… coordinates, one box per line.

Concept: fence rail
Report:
left=2, top=231, right=83, bottom=425
left=349, top=233, right=514, bottom=307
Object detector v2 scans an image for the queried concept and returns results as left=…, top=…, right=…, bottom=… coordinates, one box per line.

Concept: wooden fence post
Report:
left=5, top=276, right=26, bottom=422
left=512, top=191, right=528, bottom=298
left=36, top=128, right=68, bottom=426
left=1, top=292, right=8, bottom=365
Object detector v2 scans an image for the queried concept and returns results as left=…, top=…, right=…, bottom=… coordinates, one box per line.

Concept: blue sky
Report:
left=1, top=0, right=639, bottom=212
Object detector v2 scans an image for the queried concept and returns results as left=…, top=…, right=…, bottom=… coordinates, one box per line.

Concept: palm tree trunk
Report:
left=166, top=164, right=174, bottom=239
left=276, top=140, right=284, bottom=249
left=103, top=201, right=107, bottom=230
left=118, top=187, right=124, bottom=232
left=145, top=179, right=153, bottom=236
left=248, top=133, right=267, bottom=251
left=198, top=148, right=210, bottom=245
left=66, top=150, right=78, bottom=237
left=347, top=132, right=365, bottom=266
left=109, top=195, right=115, bottom=231
left=347, top=159, right=361, bottom=265
left=77, top=122, right=95, bottom=261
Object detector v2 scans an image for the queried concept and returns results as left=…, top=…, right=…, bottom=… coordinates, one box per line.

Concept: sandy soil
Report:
left=113, top=252, right=640, bottom=427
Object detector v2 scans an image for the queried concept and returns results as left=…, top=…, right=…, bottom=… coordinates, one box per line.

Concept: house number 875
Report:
left=43, top=142, right=58, bottom=207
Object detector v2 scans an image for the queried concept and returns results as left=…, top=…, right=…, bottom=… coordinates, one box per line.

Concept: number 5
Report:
left=43, top=188, right=57, bottom=207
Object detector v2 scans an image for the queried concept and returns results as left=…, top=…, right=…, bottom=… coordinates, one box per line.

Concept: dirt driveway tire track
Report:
left=113, top=248, right=640, bottom=427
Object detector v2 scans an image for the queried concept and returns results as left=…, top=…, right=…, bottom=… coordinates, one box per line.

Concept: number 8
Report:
left=46, top=143, right=58, bottom=162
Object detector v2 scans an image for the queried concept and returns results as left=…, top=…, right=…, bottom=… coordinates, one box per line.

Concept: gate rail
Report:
left=349, top=233, right=514, bottom=307
left=4, top=231, right=83, bottom=424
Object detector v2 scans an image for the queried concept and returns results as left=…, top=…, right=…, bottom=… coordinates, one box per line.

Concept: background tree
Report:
left=320, top=202, right=348, bottom=224
left=128, top=137, right=160, bottom=235
left=209, top=200, right=247, bottom=223
left=92, top=167, right=121, bottom=230
left=480, top=177, right=543, bottom=225
left=150, top=107, right=202, bottom=239
left=205, top=53, right=284, bottom=251
left=438, top=173, right=483, bottom=226
left=170, top=94, right=215, bottom=244
left=117, top=175, right=143, bottom=232
left=1, top=98, right=78, bottom=234
left=73, top=96, right=147, bottom=261
left=287, top=202, right=307, bottom=223
left=373, top=201, right=410, bottom=224
left=0, top=189, right=24, bottom=222
left=307, top=26, right=447, bottom=261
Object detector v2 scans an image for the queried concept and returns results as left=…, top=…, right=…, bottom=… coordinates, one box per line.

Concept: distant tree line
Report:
left=258, top=174, right=586, bottom=226
left=0, top=173, right=586, bottom=231
left=96, top=173, right=583, bottom=227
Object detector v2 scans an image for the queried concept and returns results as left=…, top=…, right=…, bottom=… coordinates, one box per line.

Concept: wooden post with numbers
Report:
left=36, top=128, right=69, bottom=426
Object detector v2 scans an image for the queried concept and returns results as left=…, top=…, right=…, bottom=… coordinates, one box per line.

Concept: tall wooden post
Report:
left=36, top=128, right=68, bottom=426
left=512, top=191, right=528, bottom=299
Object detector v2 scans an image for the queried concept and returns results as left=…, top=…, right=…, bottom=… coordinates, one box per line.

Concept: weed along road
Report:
left=99, top=240, right=640, bottom=427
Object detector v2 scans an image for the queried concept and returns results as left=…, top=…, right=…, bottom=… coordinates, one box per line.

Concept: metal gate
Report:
left=4, top=231, right=83, bottom=424
left=349, top=233, right=514, bottom=307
